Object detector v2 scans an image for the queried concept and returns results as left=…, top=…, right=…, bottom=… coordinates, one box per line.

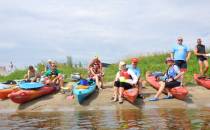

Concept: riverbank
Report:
left=0, top=83, right=210, bottom=113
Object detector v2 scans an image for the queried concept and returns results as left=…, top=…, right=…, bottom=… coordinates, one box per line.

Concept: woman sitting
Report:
left=112, top=61, right=138, bottom=103
left=24, top=65, right=40, bottom=82
left=88, top=57, right=104, bottom=90
left=149, top=57, right=184, bottom=101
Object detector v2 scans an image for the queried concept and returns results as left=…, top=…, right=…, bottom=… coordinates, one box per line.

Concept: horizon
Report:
left=0, top=0, right=210, bottom=68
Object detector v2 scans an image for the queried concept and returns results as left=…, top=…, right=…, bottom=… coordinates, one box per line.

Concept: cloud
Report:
left=0, top=42, right=17, bottom=49
left=0, top=0, right=210, bottom=67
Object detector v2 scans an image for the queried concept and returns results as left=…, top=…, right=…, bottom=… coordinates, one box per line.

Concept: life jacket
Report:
left=120, top=70, right=132, bottom=79
left=166, top=65, right=177, bottom=79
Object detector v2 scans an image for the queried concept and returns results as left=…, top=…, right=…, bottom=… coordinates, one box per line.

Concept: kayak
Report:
left=123, top=88, right=138, bottom=103
left=8, top=85, right=57, bottom=104
left=0, top=84, right=19, bottom=100
left=146, top=75, right=188, bottom=100
left=19, top=82, right=44, bottom=90
left=194, top=74, right=210, bottom=89
left=73, top=80, right=96, bottom=104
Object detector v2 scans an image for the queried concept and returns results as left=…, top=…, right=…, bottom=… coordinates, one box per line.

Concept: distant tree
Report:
left=66, top=56, right=73, bottom=67
left=78, top=61, right=83, bottom=68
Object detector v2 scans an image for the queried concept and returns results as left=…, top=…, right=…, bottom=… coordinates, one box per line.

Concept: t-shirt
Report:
left=196, top=44, right=206, bottom=59
left=127, top=65, right=141, bottom=78
left=45, top=64, right=51, bottom=71
left=44, top=69, right=61, bottom=77
left=172, top=44, right=190, bottom=61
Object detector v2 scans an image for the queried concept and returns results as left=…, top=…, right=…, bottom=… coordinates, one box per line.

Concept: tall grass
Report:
left=1, top=51, right=210, bottom=85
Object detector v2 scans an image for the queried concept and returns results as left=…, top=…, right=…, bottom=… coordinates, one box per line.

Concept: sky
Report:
left=0, top=0, right=210, bottom=68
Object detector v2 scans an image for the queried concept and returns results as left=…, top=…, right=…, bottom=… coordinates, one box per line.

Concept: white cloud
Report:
left=0, top=0, right=210, bottom=67
left=0, top=42, right=17, bottom=49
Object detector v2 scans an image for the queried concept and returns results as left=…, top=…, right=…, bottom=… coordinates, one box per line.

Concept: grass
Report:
left=1, top=51, right=210, bottom=85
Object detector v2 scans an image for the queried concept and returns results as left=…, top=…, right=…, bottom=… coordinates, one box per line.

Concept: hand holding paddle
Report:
left=205, top=53, right=210, bottom=57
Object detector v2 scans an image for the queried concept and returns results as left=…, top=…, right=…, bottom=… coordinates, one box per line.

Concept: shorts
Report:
left=114, top=81, right=133, bottom=90
left=165, top=80, right=181, bottom=88
left=175, top=60, right=187, bottom=69
left=198, top=56, right=207, bottom=62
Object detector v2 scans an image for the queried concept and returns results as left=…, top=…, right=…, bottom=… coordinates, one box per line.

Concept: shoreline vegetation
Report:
left=0, top=51, right=209, bottom=85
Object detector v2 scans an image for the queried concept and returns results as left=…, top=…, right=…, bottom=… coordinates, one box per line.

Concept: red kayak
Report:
left=0, top=85, right=19, bottom=100
left=8, top=85, right=57, bottom=104
left=194, top=74, right=210, bottom=89
left=123, top=88, right=138, bottom=103
left=146, top=75, right=188, bottom=100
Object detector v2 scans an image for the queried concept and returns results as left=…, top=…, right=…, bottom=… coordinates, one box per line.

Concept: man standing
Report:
left=171, top=37, right=191, bottom=72
left=171, top=37, right=191, bottom=85
left=194, top=38, right=209, bottom=76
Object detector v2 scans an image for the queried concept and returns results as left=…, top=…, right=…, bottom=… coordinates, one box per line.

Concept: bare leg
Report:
left=113, top=87, right=118, bottom=101
left=204, top=60, right=209, bottom=75
left=118, top=87, right=124, bottom=103
left=100, top=76, right=104, bottom=89
left=199, top=60, right=204, bottom=75
left=59, top=79, right=64, bottom=88
left=138, top=80, right=142, bottom=95
left=154, top=81, right=166, bottom=98
left=165, top=88, right=172, bottom=96
left=94, top=75, right=101, bottom=89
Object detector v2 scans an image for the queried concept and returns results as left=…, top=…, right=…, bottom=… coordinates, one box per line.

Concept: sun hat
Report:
left=119, top=61, right=126, bottom=70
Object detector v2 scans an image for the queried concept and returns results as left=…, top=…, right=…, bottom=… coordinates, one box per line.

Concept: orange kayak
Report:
left=0, top=84, right=19, bottom=100
left=194, top=74, right=210, bottom=89
left=146, top=75, right=188, bottom=100
left=123, top=88, right=138, bottom=103
left=8, top=85, right=57, bottom=104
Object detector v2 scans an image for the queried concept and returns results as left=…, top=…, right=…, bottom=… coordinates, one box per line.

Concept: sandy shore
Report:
left=0, top=83, right=210, bottom=113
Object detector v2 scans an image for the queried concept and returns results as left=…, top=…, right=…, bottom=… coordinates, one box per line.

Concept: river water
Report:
left=0, top=108, right=210, bottom=130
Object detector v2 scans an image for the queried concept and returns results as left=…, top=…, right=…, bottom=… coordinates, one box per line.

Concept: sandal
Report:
left=111, top=96, right=118, bottom=102
left=149, top=97, right=159, bottom=101
left=137, top=94, right=144, bottom=99
left=163, top=95, right=173, bottom=99
left=118, top=97, right=123, bottom=104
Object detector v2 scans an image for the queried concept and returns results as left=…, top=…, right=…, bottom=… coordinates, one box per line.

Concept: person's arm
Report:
left=126, top=70, right=138, bottom=85
left=89, top=67, right=97, bottom=76
left=194, top=46, right=203, bottom=56
left=186, top=51, right=191, bottom=62
left=27, top=70, right=30, bottom=79
left=171, top=46, right=175, bottom=59
left=115, top=72, right=120, bottom=81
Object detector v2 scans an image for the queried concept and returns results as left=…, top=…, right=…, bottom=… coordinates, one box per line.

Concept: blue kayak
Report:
left=73, top=79, right=96, bottom=104
left=19, top=82, right=44, bottom=90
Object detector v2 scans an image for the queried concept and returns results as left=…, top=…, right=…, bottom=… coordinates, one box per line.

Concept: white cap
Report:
left=119, top=61, right=126, bottom=70
left=48, top=59, right=53, bottom=62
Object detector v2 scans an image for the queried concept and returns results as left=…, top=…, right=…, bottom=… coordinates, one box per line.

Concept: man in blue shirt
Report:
left=171, top=37, right=191, bottom=72
left=127, top=58, right=144, bottom=98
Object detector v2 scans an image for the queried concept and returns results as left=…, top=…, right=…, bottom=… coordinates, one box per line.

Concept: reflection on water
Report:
left=0, top=108, right=210, bottom=130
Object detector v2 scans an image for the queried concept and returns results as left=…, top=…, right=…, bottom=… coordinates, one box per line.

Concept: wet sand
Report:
left=0, top=83, right=210, bottom=113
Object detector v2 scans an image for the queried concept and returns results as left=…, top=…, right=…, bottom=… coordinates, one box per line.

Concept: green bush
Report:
left=1, top=51, right=210, bottom=85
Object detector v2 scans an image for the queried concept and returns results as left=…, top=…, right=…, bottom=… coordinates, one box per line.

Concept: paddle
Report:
left=205, top=53, right=210, bottom=57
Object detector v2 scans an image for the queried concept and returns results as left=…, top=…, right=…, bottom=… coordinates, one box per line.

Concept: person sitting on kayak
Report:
left=113, top=61, right=138, bottom=103
left=44, top=62, right=64, bottom=88
left=24, top=65, right=40, bottom=82
left=194, top=38, right=209, bottom=77
left=88, top=56, right=104, bottom=90
left=149, top=57, right=184, bottom=101
left=127, top=58, right=144, bottom=99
